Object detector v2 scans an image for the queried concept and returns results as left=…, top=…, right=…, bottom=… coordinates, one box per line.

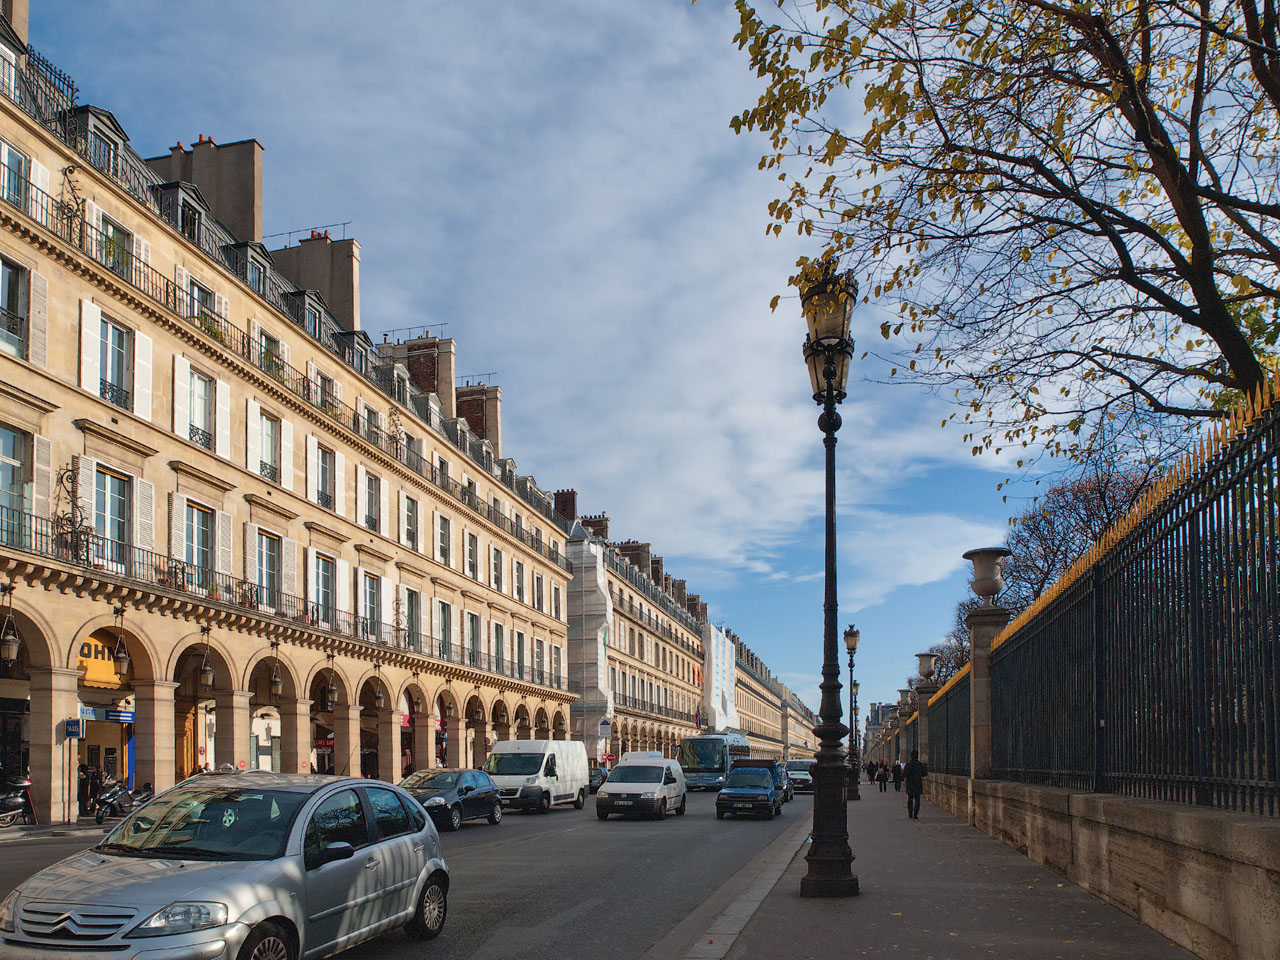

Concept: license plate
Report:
left=734, top=802, right=754, bottom=808
left=613, top=800, right=632, bottom=806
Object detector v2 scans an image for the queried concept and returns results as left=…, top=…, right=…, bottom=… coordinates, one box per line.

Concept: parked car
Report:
left=0, top=773, right=449, bottom=960
left=596, top=753, right=687, bottom=820
left=483, top=739, right=590, bottom=812
left=785, top=759, right=815, bottom=793
left=732, top=758, right=792, bottom=802
left=716, top=766, right=782, bottom=819
left=401, top=768, right=502, bottom=831
left=588, top=767, right=608, bottom=794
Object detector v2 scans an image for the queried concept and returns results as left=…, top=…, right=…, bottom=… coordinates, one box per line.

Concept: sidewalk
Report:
left=710, top=785, right=1198, bottom=960
left=0, top=817, right=107, bottom=843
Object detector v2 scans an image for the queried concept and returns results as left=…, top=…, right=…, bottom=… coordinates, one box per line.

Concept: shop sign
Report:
left=77, top=707, right=135, bottom=722
left=400, top=713, right=411, bottom=728
left=78, top=639, right=127, bottom=688
left=105, top=710, right=134, bottom=722
left=65, top=719, right=84, bottom=738
left=315, top=736, right=334, bottom=748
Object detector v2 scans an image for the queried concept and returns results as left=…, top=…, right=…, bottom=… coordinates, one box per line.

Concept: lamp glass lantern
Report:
left=375, top=687, right=386, bottom=709
left=843, top=624, right=860, bottom=656
left=850, top=680, right=860, bottom=699
left=111, top=607, right=130, bottom=676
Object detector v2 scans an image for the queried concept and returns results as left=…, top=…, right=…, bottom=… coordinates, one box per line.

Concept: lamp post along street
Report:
left=799, top=267, right=858, bottom=898
left=845, top=625, right=860, bottom=801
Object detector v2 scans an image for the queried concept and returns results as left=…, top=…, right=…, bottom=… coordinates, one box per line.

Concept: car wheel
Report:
left=237, top=920, right=294, bottom=960
left=573, top=788, right=586, bottom=810
left=776, top=801, right=783, bottom=816
left=405, top=872, right=448, bottom=941
left=596, top=809, right=608, bottom=820
left=716, top=809, right=725, bottom=820
left=767, top=804, right=776, bottom=819
left=487, top=800, right=502, bottom=825
left=538, top=792, right=551, bottom=814
left=447, top=804, right=463, bottom=832
left=653, top=798, right=667, bottom=821
left=676, top=793, right=686, bottom=816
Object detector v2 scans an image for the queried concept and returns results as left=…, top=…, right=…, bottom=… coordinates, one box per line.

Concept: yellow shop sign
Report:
left=78, top=639, right=125, bottom=688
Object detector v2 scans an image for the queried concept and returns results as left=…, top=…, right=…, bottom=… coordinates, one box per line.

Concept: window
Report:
left=0, top=255, right=27, bottom=359
left=305, top=304, right=321, bottom=340
left=0, top=425, right=27, bottom=530
left=405, top=588, right=420, bottom=651
left=437, top=458, right=449, bottom=484
left=463, top=478, right=477, bottom=508
left=189, top=369, right=213, bottom=448
left=363, top=406, right=380, bottom=444
left=393, top=374, right=408, bottom=405
left=515, top=631, right=526, bottom=677
left=493, top=623, right=504, bottom=672
left=93, top=467, right=129, bottom=567
left=534, top=639, right=545, bottom=684
left=438, top=601, right=452, bottom=657
left=260, top=412, right=280, bottom=482
left=438, top=515, right=451, bottom=566
left=316, top=372, right=337, bottom=414
left=258, top=329, right=282, bottom=377
left=101, top=217, right=132, bottom=280
left=180, top=201, right=201, bottom=242
left=552, top=585, right=562, bottom=621
left=366, top=787, right=412, bottom=840
left=88, top=130, right=118, bottom=175
left=466, top=612, right=480, bottom=665
left=99, top=316, right=132, bottom=410
left=466, top=533, right=479, bottom=579
left=361, top=572, right=382, bottom=640
left=317, top=445, right=334, bottom=509
left=303, top=790, right=368, bottom=869
left=365, top=473, right=380, bottom=531
left=534, top=573, right=544, bottom=612
left=189, top=278, right=216, bottom=325
left=313, top=553, right=334, bottom=624
left=405, top=497, right=418, bottom=550
left=0, top=139, right=27, bottom=209
left=552, top=645, right=562, bottom=686
left=514, top=560, right=525, bottom=603
left=246, top=258, right=265, bottom=296
left=491, top=547, right=503, bottom=591
left=185, top=502, right=214, bottom=587
left=257, top=530, right=280, bottom=609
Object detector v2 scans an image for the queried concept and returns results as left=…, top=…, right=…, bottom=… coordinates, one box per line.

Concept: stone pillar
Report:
left=28, top=666, right=80, bottom=824
left=413, top=713, right=435, bottom=771
left=134, top=680, right=179, bottom=791
left=471, top=718, right=489, bottom=768
left=213, top=690, right=253, bottom=771
left=377, top=709, right=401, bottom=781
left=443, top=714, right=463, bottom=767
left=331, top=703, right=362, bottom=777
left=915, top=680, right=938, bottom=764
left=967, top=604, right=1009, bottom=786
left=280, top=698, right=313, bottom=775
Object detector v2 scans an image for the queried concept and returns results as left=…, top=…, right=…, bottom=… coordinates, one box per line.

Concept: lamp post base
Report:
left=800, top=873, right=861, bottom=898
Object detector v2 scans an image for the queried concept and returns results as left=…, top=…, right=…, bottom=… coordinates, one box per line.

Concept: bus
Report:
left=676, top=732, right=751, bottom=790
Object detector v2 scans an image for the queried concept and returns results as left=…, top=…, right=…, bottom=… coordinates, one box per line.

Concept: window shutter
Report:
left=243, top=522, right=259, bottom=586
left=334, top=451, right=346, bottom=517
left=134, top=479, right=155, bottom=553
left=282, top=538, right=298, bottom=599
left=336, top=558, right=351, bottom=616
left=381, top=579, right=394, bottom=636
left=134, top=235, right=150, bottom=273
left=214, top=292, right=228, bottom=320
left=215, top=378, right=231, bottom=458
left=421, top=591, right=432, bottom=646
left=133, top=332, right=152, bottom=422
left=431, top=510, right=440, bottom=563
left=379, top=476, right=389, bottom=536
left=398, top=584, right=409, bottom=647
left=31, top=435, right=51, bottom=519
left=247, top=318, right=260, bottom=355
left=215, top=509, right=233, bottom=575
left=245, top=398, right=261, bottom=473
left=172, top=355, right=190, bottom=437
left=73, top=456, right=97, bottom=527
left=281, top=342, right=290, bottom=368
left=417, top=503, right=426, bottom=556
left=168, top=492, right=187, bottom=558
left=29, top=159, right=49, bottom=226
left=174, top=266, right=189, bottom=316
left=85, top=200, right=102, bottom=237
left=333, top=380, right=343, bottom=403
left=398, top=490, right=408, bottom=546
left=280, top=419, right=294, bottom=491
left=28, top=271, right=47, bottom=367
left=306, top=434, right=319, bottom=503
left=79, top=299, right=101, bottom=391
left=355, top=464, right=367, bottom=525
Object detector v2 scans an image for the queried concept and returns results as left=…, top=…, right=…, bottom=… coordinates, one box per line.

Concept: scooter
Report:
left=93, top=779, right=154, bottom=823
left=0, top=775, right=35, bottom=827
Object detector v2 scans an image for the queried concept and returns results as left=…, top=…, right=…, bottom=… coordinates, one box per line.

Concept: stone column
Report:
left=213, top=690, right=253, bottom=771
left=443, top=714, right=464, bottom=768
left=133, top=680, right=179, bottom=791
left=967, top=605, right=1009, bottom=783
left=413, top=713, right=435, bottom=771
left=279, top=698, right=313, bottom=775
left=377, top=709, right=401, bottom=781
left=470, top=718, right=489, bottom=768
left=28, top=666, right=80, bottom=824
left=331, top=703, right=362, bottom=777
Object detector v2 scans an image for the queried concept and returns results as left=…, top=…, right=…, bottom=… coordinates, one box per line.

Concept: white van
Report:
left=482, top=739, right=589, bottom=813
left=595, top=752, right=687, bottom=820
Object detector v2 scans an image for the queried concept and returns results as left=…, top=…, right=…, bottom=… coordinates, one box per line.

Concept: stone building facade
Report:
left=732, top=636, right=788, bottom=760
left=0, top=10, right=574, bottom=822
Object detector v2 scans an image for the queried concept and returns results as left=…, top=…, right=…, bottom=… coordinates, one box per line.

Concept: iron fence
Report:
left=927, top=671, right=971, bottom=776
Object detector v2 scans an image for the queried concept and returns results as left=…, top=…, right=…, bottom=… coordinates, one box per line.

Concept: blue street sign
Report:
left=105, top=710, right=134, bottom=722
left=65, top=719, right=83, bottom=738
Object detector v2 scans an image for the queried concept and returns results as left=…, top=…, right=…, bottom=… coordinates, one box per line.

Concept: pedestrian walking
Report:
left=875, top=760, right=888, bottom=792
left=892, top=761, right=904, bottom=791
left=904, top=749, right=928, bottom=819
left=76, top=763, right=89, bottom=816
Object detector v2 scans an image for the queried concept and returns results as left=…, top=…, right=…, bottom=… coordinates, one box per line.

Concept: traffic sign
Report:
left=65, top=719, right=83, bottom=738
left=602, top=752, right=616, bottom=763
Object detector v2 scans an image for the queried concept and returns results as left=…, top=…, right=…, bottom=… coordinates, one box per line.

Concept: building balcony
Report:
left=0, top=305, right=26, bottom=359
left=99, top=378, right=130, bottom=410
left=189, top=423, right=213, bottom=450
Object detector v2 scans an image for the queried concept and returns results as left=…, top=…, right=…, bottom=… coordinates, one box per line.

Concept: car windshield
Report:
left=677, top=739, right=726, bottom=773
left=482, top=753, right=545, bottom=776
left=725, top=771, right=773, bottom=789
left=606, top=765, right=664, bottom=784
left=97, top=786, right=307, bottom=860
left=400, top=770, right=459, bottom=790
left=786, top=761, right=813, bottom=772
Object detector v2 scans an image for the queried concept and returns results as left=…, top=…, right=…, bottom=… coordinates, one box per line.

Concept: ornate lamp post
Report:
left=0, top=581, right=22, bottom=664
left=844, top=624, right=860, bottom=800
left=799, top=266, right=859, bottom=898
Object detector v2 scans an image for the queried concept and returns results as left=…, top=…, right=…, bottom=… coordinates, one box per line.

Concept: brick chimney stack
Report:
left=581, top=514, right=610, bottom=539
left=617, top=541, right=653, bottom=576
left=650, top=556, right=664, bottom=583
left=553, top=489, right=578, bottom=522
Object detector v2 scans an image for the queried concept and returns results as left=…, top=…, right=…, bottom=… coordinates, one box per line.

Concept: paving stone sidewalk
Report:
left=723, top=783, right=1198, bottom=960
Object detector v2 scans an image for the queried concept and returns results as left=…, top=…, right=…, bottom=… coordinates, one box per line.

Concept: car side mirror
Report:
left=312, top=841, right=355, bottom=869
left=459, top=785, right=473, bottom=795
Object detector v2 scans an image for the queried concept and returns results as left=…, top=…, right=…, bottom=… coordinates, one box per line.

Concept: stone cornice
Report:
left=168, top=459, right=235, bottom=492
left=0, top=379, right=58, bottom=415
left=303, top=520, right=350, bottom=544
left=75, top=419, right=159, bottom=459
left=354, top=542, right=393, bottom=564
left=243, top=493, right=299, bottom=523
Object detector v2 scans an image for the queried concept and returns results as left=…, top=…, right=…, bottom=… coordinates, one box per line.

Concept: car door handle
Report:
left=364, top=858, right=381, bottom=870
left=412, top=844, right=424, bottom=853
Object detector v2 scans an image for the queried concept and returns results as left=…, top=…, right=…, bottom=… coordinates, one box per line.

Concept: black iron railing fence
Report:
left=926, top=671, right=972, bottom=776
left=0, top=506, right=565, bottom=691
left=614, top=692, right=696, bottom=724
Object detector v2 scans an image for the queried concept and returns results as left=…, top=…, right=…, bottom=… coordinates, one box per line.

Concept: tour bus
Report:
left=676, top=731, right=751, bottom=790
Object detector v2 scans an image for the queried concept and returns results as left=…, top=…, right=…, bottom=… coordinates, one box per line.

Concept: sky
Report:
left=32, top=0, right=1014, bottom=727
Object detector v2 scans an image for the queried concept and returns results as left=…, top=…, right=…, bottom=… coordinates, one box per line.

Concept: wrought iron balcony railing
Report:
left=99, top=378, right=129, bottom=410
left=316, top=490, right=333, bottom=510
left=0, top=305, right=26, bottom=357
left=259, top=460, right=279, bottom=483
left=189, top=423, right=213, bottom=450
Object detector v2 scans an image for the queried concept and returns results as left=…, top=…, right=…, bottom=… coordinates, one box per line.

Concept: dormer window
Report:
left=246, top=258, right=265, bottom=295
left=305, top=303, right=321, bottom=339
left=180, top=201, right=200, bottom=242
left=89, top=131, right=118, bottom=176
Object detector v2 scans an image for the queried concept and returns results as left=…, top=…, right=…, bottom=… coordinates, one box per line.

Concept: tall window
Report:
left=101, top=217, right=132, bottom=280
left=438, top=601, right=452, bottom=657
left=88, top=130, right=118, bottom=174
left=514, top=560, right=525, bottom=603
left=258, top=330, right=282, bottom=376
left=364, top=473, right=380, bottom=532
left=515, top=631, right=526, bottom=677
left=0, top=255, right=26, bottom=359
left=99, top=316, right=132, bottom=410
left=362, top=572, right=381, bottom=641
left=316, top=372, right=336, bottom=413
left=257, top=530, right=280, bottom=609
left=405, top=588, right=420, bottom=650
left=534, top=573, right=544, bottom=612
left=493, top=623, right=504, bottom=672
left=0, top=425, right=27, bottom=527
left=188, top=278, right=215, bottom=323
left=305, top=304, right=321, bottom=340
left=313, top=553, right=334, bottom=624
left=466, top=533, right=479, bottom=579
left=534, top=639, right=545, bottom=684
left=363, top=406, right=380, bottom=444
left=552, top=585, right=562, bottom=621
left=0, top=139, right=27, bottom=209
left=246, top=258, right=265, bottom=295
left=491, top=547, right=503, bottom=591
left=405, top=497, right=418, bottom=550
left=185, top=502, right=214, bottom=587
left=189, top=370, right=213, bottom=448
left=436, top=457, right=449, bottom=483
left=438, top=515, right=451, bottom=565
left=93, top=467, right=129, bottom=568
left=180, top=201, right=201, bottom=242
left=552, top=645, right=562, bottom=686
left=260, top=412, right=280, bottom=481
left=467, top=612, right=480, bottom=665
left=317, top=445, right=334, bottom=509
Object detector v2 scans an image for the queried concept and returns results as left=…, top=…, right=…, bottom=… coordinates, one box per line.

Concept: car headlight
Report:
left=132, top=902, right=228, bottom=937
left=639, top=792, right=658, bottom=799
left=524, top=776, right=538, bottom=786
left=425, top=796, right=446, bottom=806
left=0, top=889, right=18, bottom=933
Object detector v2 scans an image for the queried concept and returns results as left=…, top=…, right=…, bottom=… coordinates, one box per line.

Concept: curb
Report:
left=0, top=824, right=106, bottom=845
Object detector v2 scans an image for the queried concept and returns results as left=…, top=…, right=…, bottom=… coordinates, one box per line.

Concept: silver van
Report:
left=595, top=753, right=687, bottom=820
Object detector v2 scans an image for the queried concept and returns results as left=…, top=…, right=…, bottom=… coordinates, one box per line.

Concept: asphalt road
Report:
left=1, top=790, right=808, bottom=960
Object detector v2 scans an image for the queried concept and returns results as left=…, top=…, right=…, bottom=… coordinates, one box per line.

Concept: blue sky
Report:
left=33, top=1, right=1014, bottom=722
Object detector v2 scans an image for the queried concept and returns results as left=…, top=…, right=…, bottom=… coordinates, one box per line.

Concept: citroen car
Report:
left=0, top=773, right=449, bottom=960
left=715, top=766, right=782, bottom=819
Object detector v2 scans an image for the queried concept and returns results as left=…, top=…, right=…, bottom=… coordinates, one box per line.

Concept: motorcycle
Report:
left=0, top=775, right=35, bottom=827
left=93, top=779, right=154, bottom=823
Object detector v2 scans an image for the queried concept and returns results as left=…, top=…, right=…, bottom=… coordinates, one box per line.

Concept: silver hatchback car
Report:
left=0, top=773, right=449, bottom=960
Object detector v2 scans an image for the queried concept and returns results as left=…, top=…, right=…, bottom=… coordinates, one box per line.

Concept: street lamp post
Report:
left=844, top=624, right=860, bottom=801
left=799, top=266, right=858, bottom=898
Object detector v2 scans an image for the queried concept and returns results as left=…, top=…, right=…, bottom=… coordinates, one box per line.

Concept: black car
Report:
left=588, top=767, right=608, bottom=794
left=400, top=768, right=503, bottom=831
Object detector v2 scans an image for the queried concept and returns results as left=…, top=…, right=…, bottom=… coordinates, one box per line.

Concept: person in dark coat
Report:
left=76, top=763, right=90, bottom=816
left=904, top=749, right=928, bottom=819
left=891, top=761, right=905, bottom=791
left=875, top=760, right=889, bottom=792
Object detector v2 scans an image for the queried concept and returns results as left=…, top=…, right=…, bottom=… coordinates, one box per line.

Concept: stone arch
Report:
left=164, top=628, right=239, bottom=690
left=4, top=594, right=57, bottom=670
left=551, top=709, right=567, bottom=740
left=533, top=706, right=550, bottom=739
left=69, top=610, right=161, bottom=682
left=513, top=702, right=532, bottom=739
left=242, top=644, right=302, bottom=702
